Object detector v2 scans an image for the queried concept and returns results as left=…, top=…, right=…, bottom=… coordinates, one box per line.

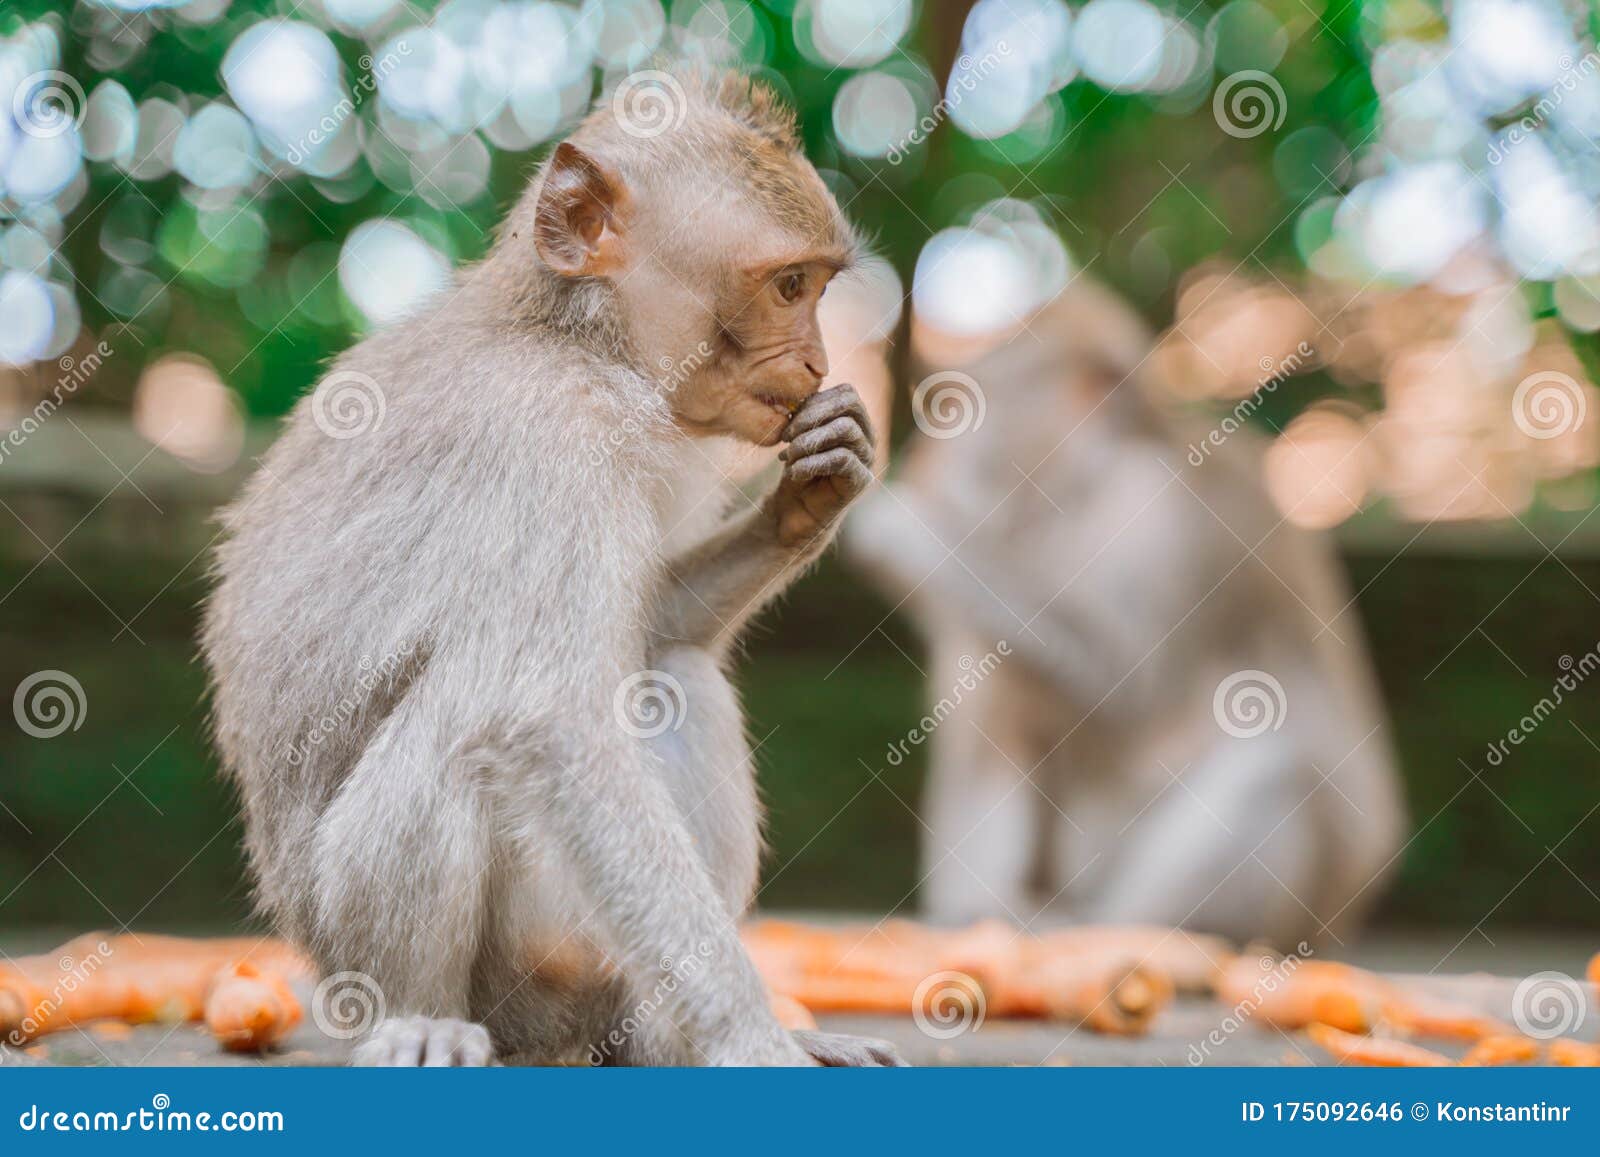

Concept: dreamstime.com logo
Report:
left=912, top=370, right=986, bottom=439
left=285, top=43, right=411, bottom=167
left=13, top=670, right=87, bottom=739
left=1212, top=70, right=1287, bottom=139
left=12, top=70, right=85, bottom=139
left=3, top=940, right=115, bottom=1048
left=884, top=641, right=1011, bottom=767
left=1483, top=645, right=1600, bottom=767
left=1188, top=942, right=1314, bottom=1064
left=283, top=641, right=418, bottom=767
left=885, top=41, right=1011, bottom=165
left=0, top=341, right=115, bottom=467
left=613, top=669, right=688, bottom=739
left=311, top=369, right=386, bottom=439
left=587, top=340, right=713, bottom=465
left=312, top=971, right=386, bottom=1040
left=1212, top=669, right=1286, bottom=739
left=912, top=970, right=986, bottom=1039
left=1512, top=971, right=1586, bottom=1040
left=612, top=69, right=688, bottom=140
left=1512, top=370, right=1586, bottom=440
left=587, top=940, right=715, bottom=1064
left=1186, top=342, right=1314, bottom=466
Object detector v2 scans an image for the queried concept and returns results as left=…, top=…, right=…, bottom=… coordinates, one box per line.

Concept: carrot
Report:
left=1306, top=1023, right=1452, bottom=1067
left=0, top=933, right=312, bottom=1042
left=1215, top=957, right=1386, bottom=1033
left=1381, top=997, right=1514, bottom=1043
left=1215, top=956, right=1510, bottom=1043
left=1035, top=926, right=1234, bottom=992
left=203, top=961, right=302, bottom=1053
left=742, top=918, right=1176, bottom=1034
left=1460, top=1035, right=1539, bottom=1066
left=1588, top=952, right=1599, bottom=987
left=1549, top=1039, right=1600, bottom=1067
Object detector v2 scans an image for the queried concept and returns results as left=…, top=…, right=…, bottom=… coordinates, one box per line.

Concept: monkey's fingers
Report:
left=779, top=415, right=872, bottom=467
left=783, top=383, right=872, bottom=445
left=784, top=447, right=873, bottom=491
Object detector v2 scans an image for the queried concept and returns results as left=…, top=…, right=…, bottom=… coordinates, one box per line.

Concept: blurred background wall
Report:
left=2, top=0, right=1599, bottom=932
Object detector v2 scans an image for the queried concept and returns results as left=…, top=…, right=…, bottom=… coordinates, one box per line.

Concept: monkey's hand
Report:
left=791, top=1029, right=908, bottom=1067
left=770, top=384, right=875, bottom=548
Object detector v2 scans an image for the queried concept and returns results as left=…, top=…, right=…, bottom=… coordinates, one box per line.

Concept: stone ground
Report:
left=3, top=929, right=1594, bottom=1067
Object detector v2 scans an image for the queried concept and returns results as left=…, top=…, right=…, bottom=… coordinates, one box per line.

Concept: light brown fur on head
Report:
left=470, top=66, right=860, bottom=448
left=464, top=69, right=857, bottom=448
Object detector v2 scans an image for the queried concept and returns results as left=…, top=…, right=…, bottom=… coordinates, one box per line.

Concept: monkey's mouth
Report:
left=752, top=392, right=797, bottom=422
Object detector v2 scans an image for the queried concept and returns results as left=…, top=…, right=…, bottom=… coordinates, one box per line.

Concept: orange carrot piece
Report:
left=1460, top=1035, right=1539, bottom=1066
left=1215, top=958, right=1386, bottom=1034
left=1587, top=952, right=1599, bottom=988
left=1035, top=926, right=1234, bottom=992
left=1550, top=1039, right=1600, bottom=1067
left=1306, top=1023, right=1451, bottom=1067
left=203, top=961, right=303, bottom=1053
left=744, top=918, right=1175, bottom=1034
left=1382, top=998, right=1514, bottom=1043
left=0, top=933, right=312, bottom=1042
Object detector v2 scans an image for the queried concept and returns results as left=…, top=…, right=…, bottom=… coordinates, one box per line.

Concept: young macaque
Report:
left=845, top=280, right=1406, bottom=948
left=202, top=70, right=900, bottom=1066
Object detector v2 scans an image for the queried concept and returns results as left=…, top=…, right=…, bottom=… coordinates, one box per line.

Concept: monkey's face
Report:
left=669, top=257, right=843, bottom=446
left=530, top=136, right=855, bottom=446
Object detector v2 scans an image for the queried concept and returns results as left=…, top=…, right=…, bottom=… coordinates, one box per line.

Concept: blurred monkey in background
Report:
left=845, top=280, right=1405, bottom=949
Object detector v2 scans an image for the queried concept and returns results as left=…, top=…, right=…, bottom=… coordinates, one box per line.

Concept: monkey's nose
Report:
left=803, top=359, right=827, bottom=382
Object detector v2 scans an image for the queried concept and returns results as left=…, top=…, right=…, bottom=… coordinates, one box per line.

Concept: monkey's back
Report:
left=200, top=303, right=672, bottom=929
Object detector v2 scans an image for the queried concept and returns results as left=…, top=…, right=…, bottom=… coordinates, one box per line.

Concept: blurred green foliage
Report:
left=3, top=535, right=1598, bottom=930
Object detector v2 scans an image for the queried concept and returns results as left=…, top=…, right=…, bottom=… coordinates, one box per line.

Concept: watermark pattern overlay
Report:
left=285, top=44, right=411, bottom=167
left=3, top=940, right=115, bottom=1048
left=885, top=42, right=1012, bottom=165
left=1212, top=669, right=1287, bottom=739
left=1187, top=943, right=1313, bottom=1065
left=1511, top=370, right=1586, bottom=440
left=587, top=341, right=713, bottom=466
left=1187, top=342, right=1314, bottom=466
left=311, top=971, right=386, bottom=1040
left=1212, top=70, right=1287, bottom=139
left=612, top=69, right=688, bottom=140
left=13, top=671, right=87, bottom=739
left=587, top=940, right=714, bottom=1064
left=613, top=669, right=688, bottom=739
left=1511, top=971, right=1586, bottom=1040
left=912, top=969, right=986, bottom=1040
left=0, top=342, right=115, bottom=467
left=1488, top=51, right=1600, bottom=165
left=885, top=641, right=1011, bottom=767
left=283, top=642, right=418, bottom=767
left=1484, top=646, right=1600, bottom=766
left=12, top=69, right=85, bottom=139
left=310, top=369, right=386, bottom=440
left=912, top=370, right=986, bottom=439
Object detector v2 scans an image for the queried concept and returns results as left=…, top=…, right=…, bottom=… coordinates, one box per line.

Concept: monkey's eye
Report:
left=776, top=271, right=805, bottom=304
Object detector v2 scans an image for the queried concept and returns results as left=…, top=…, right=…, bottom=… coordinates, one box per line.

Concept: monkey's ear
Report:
left=534, top=142, right=627, bottom=278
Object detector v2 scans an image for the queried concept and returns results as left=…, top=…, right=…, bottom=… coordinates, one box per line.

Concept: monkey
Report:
left=201, top=70, right=903, bottom=1067
left=844, top=279, right=1406, bottom=949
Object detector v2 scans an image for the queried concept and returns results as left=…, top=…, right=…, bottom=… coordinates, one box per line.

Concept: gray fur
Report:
left=202, top=71, right=894, bottom=1066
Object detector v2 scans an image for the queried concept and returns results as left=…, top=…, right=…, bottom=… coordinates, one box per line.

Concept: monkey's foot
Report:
left=791, top=1030, right=907, bottom=1067
left=350, top=1016, right=495, bottom=1067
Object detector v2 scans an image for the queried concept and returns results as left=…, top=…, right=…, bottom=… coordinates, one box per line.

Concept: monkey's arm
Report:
left=655, top=385, right=874, bottom=651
